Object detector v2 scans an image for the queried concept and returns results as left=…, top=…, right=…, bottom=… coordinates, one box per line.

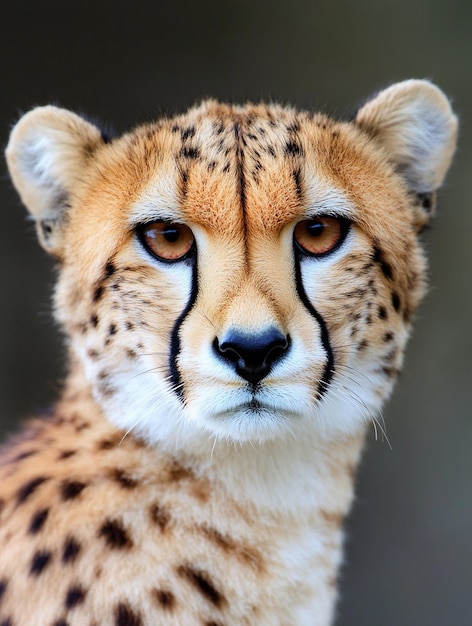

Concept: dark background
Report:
left=1, top=1, right=470, bottom=624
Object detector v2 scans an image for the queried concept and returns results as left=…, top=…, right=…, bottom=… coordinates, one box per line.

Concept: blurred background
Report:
left=0, top=1, right=470, bottom=624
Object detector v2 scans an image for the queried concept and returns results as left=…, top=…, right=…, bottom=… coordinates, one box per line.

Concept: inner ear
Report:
left=355, top=80, right=458, bottom=198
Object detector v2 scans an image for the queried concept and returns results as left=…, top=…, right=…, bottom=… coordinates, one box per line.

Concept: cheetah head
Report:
left=6, top=81, right=457, bottom=449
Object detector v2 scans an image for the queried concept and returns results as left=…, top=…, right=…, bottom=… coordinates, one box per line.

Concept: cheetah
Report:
left=0, top=80, right=457, bottom=625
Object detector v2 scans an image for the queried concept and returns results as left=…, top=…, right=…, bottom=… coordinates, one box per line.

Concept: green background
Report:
left=0, top=1, right=470, bottom=624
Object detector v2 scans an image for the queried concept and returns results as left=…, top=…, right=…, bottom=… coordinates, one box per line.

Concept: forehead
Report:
left=95, top=101, right=411, bottom=245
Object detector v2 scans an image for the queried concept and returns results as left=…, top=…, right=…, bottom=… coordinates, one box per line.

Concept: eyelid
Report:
left=305, top=207, right=354, bottom=221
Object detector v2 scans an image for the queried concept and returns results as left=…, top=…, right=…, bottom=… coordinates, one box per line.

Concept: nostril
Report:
left=214, top=340, right=242, bottom=365
left=213, top=328, right=290, bottom=384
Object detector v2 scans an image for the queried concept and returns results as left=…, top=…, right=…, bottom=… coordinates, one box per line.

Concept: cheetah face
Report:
left=6, top=81, right=457, bottom=448
left=128, top=192, right=356, bottom=444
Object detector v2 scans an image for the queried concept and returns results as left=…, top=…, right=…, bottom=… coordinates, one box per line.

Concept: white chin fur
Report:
left=93, top=363, right=389, bottom=449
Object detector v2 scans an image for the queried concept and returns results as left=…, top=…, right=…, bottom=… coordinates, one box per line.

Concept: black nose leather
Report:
left=213, top=328, right=290, bottom=385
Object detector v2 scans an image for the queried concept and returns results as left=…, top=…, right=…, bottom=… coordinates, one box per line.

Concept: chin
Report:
left=201, top=404, right=300, bottom=444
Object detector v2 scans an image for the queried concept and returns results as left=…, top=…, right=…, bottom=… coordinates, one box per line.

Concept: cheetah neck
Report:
left=58, top=364, right=365, bottom=624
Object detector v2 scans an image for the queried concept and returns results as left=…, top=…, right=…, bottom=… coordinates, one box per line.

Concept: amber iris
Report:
left=140, top=221, right=195, bottom=261
left=294, top=216, right=346, bottom=257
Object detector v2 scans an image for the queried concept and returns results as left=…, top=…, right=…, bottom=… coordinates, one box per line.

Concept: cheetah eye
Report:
left=138, top=221, right=195, bottom=262
left=293, top=216, right=349, bottom=257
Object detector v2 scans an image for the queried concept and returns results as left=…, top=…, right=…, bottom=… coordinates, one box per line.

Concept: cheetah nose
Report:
left=213, top=328, right=290, bottom=385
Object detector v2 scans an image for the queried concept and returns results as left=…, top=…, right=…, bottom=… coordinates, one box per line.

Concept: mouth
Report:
left=245, top=397, right=263, bottom=411
left=201, top=392, right=304, bottom=443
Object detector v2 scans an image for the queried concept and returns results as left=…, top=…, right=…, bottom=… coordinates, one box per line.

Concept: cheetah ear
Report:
left=355, top=80, right=458, bottom=224
left=6, top=106, right=103, bottom=257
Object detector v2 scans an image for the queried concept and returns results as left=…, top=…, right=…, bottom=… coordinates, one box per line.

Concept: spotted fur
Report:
left=1, top=80, right=457, bottom=625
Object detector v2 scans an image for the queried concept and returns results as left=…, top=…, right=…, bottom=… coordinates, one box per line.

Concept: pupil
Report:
left=306, top=221, right=324, bottom=237
left=163, top=226, right=180, bottom=243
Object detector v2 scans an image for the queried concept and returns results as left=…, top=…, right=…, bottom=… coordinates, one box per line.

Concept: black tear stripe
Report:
left=169, top=260, right=199, bottom=399
left=294, top=254, right=334, bottom=398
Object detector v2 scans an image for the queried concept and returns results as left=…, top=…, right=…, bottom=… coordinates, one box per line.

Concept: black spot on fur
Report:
left=99, top=519, right=133, bottom=549
left=111, top=469, right=138, bottom=489
left=90, top=314, right=99, bottom=328
left=383, top=332, right=394, bottom=342
left=30, top=550, right=52, bottom=576
left=149, top=503, right=171, bottom=531
left=62, top=537, right=82, bottom=564
left=65, top=584, right=87, bottom=609
left=417, top=191, right=434, bottom=212
left=0, top=579, right=7, bottom=602
left=287, top=121, right=300, bottom=133
left=181, top=126, right=196, bottom=141
left=57, top=450, right=77, bottom=460
left=152, top=588, right=175, bottom=610
left=284, top=141, right=302, bottom=157
left=108, top=324, right=117, bottom=336
left=377, top=305, right=388, bottom=320
left=60, top=480, right=87, bottom=501
left=29, top=507, right=49, bottom=534
left=392, top=292, right=401, bottom=312
left=97, top=439, right=116, bottom=450
left=373, top=246, right=393, bottom=279
left=17, top=477, right=49, bottom=505
left=114, top=602, right=142, bottom=626
left=293, top=168, right=302, bottom=200
left=51, top=620, right=69, bottom=626
left=177, top=565, right=224, bottom=607
left=105, top=262, right=116, bottom=277
left=180, top=169, right=189, bottom=196
left=93, top=285, right=104, bottom=302
left=180, top=146, right=200, bottom=159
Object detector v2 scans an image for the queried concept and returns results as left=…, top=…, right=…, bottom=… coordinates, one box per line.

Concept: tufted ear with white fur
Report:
left=6, top=106, right=103, bottom=257
left=356, top=80, right=457, bottom=223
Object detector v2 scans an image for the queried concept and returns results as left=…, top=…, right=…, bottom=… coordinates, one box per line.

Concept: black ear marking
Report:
left=36, top=218, right=65, bottom=254
left=413, top=191, right=437, bottom=233
left=38, top=219, right=56, bottom=239
left=417, top=191, right=436, bottom=214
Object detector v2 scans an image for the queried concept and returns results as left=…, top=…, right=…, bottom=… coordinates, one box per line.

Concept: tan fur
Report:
left=1, top=81, right=457, bottom=625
